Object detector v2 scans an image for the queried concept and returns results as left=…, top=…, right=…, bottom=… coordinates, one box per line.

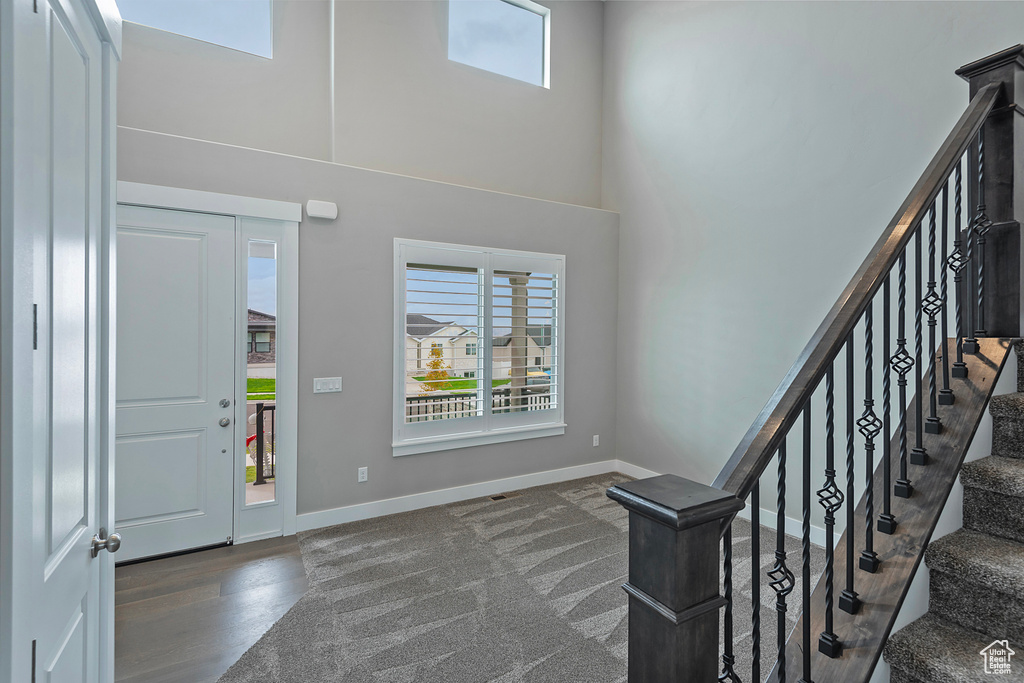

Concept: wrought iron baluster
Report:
left=893, top=251, right=914, bottom=498
left=720, top=525, right=740, bottom=683
left=950, top=160, right=969, bottom=375
left=752, top=484, right=761, bottom=682
left=911, top=227, right=929, bottom=466
left=973, top=127, right=992, bottom=337
left=938, top=182, right=954, bottom=405
left=923, top=204, right=943, bottom=434
left=963, top=142, right=980, bottom=355
left=817, top=365, right=842, bottom=657
left=839, top=336, right=860, bottom=614
left=800, top=403, right=812, bottom=683
left=769, top=440, right=795, bottom=682
left=878, top=275, right=897, bottom=534
left=858, top=302, right=881, bottom=573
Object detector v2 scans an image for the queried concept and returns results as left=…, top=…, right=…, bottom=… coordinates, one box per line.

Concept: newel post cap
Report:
left=607, top=474, right=744, bottom=530
left=957, top=45, right=1024, bottom=103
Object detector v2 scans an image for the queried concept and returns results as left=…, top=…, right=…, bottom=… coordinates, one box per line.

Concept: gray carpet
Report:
left=218, top=474, right=824, bottom=683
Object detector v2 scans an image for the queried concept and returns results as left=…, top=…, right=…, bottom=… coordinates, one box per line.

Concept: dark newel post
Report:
left=956, top=47, right=1024, bottom=337
left=607, top=475, right=744, bottom=682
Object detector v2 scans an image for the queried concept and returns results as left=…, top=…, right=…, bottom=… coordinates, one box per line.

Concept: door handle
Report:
left=219, top=417, right=231, bottom=427
left=91, top=528, right=122, bottom=557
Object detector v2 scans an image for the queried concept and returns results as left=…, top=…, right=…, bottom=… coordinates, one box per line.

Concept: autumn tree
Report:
left=421, top=345, right=453, bottom=392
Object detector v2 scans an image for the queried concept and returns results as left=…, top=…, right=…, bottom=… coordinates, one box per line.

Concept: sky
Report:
left=248, top=256, right=277, bottom=317
left=448, top=0, right=544, bottom=86
left=116, top=0, right=273, bottom=58
left=407, top=267, right=555, bottom=337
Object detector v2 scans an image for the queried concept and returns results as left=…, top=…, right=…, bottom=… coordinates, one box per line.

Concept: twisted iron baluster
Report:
left=911, top=227, right=929, bottom=467
left=949, top=160, right=969, bottom=376
left=923, top=204, right=943, bottom=434
left=963, top=143, right=980, bottom=355
left=839, top=335, right=860, bottom=614
left=769, top=440, right=795, bottom=682
left=973, top=127, right=992, bottom=337
left=720, top=525, right=740, bottom=683
left=751, top=484, right=761, bottom=682
left=858, top=303, right=882, bottom=573
left=878, top=275, right=897, bottom=534
left=817, top=365, right=843, bottom=657
left=893, top=251, right=914, bottom=498
left=800, top=404, right=812, bottom=683
left=938, top=182, right=954, bottom=405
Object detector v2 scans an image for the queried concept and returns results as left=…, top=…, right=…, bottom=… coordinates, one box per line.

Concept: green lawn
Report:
left=245, top=466, right=274, bottom=484
left=247, top=378, right=276, bottom=401
left=413, top=377, right=510, bottom=391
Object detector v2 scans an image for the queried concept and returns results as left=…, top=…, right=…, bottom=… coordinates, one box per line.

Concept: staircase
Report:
left=884, top=344, right=1024, bottom=682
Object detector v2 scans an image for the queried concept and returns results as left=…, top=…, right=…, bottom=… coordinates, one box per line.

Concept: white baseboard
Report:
left=296, top=460, right=826, bottom=548
left=296, top=459, right=652, bottom=533
left=736, top=505, right=827, bottom=548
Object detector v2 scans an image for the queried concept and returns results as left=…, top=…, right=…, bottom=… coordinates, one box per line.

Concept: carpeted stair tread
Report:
left=927, top=529, right=1024, bottom=594
left=961, top=456, right=1024, bottom=497
left=990, top=393, right=1024, bottom=459
left=884, top=614, right=1020, bottom=683
left=926, top=530, right=1024, bottom=644
left=987, top=392, right=1024, bottom=417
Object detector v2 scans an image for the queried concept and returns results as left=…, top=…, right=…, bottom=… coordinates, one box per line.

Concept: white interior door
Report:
left=114, top=206, right=236, bottom=562
left=2, top=0, right=120, bottom=680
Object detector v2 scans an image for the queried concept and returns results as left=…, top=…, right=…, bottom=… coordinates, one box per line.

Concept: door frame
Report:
left=1, top=0, right=120, bottom=679
left=116, top=181, right=301, bottom=544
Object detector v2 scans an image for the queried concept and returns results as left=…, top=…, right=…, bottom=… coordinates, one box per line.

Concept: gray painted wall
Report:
left=603, top=1, right=1024, bottom=488
left=332, top=0, right=604, bottom=208
left=118, top=127, right=619, bottom=516
left=117, top=0, right=605, bottom=208
left=118, top=0, right=333, bottom=161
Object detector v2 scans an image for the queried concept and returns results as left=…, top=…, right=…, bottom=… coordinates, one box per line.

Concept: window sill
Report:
left=392, top=422, right=566, bottom=457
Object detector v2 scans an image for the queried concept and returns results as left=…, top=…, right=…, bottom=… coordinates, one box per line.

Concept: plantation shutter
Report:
left=395, top=239, right=564, bottom=454
left=404, top=262, right=484, bottom=423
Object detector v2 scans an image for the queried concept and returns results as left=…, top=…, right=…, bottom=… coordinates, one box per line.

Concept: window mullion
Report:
left=482, top=255, right=494, bottom=432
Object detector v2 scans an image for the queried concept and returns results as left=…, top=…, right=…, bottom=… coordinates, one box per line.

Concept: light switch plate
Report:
left=313, top=377, right=343, bottom=393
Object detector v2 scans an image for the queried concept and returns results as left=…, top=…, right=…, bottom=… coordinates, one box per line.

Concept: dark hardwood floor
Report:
left=115, top=536, right=309, bottom=683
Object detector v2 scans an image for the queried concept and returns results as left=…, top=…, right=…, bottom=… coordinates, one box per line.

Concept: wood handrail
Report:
left=712, top=83, right=1002, bottom=502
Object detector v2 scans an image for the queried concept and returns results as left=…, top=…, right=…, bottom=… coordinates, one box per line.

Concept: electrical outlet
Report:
left=314, top=377, right=343, bottom=394
left=593, top=435, right=600, bottom=447
left=357, top=466, right=368, bottom=483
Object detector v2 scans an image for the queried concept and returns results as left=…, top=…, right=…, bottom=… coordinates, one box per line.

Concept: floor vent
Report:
left=489, top=492, right=522, bottom=501
left=489, top=495, right=508, bottom=501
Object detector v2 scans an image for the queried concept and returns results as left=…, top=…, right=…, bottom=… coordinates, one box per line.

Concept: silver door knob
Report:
left=220, top=398, right=231, bottom=408
left=219, top=417, right=231, bottom=427
left=91, top=528, right=122, bottom=557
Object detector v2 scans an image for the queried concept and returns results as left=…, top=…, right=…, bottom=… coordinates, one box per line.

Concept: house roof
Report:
left=406, top=314, right=453, bottom=338
left=248, top=309, right=276, bottom=330
left=492, top=325, right=552, bottom=347
left=248, top=309, right=276, bottom=322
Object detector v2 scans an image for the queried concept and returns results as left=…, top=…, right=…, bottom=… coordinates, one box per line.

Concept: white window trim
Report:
left=449, top=0, right=551, bottom=89
left=393, top=238, right=565, bottom=457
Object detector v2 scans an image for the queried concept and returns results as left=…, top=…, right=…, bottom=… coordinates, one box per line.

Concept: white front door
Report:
left=114, top=206, right=237, bottom=562
left=2, top=0, right=120, bottom=680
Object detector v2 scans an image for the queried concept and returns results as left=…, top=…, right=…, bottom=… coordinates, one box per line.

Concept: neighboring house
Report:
left=405, top=313, right=478, bottom=377
left=247, top=309, right=276, bottom=364
left=406, top=315, right=552, bottom=379
left=491, top=325, right=553, bottom=376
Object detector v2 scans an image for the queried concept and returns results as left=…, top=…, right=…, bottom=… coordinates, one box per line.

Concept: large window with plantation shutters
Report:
left=393, top=239, right=565, bottom=456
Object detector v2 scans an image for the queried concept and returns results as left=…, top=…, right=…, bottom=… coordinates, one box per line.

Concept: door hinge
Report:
left=31, top=639, right=36, bottom=682
left=33, top=0, right=38, bottom=14
left=32, top=304, right=37, bottom=350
